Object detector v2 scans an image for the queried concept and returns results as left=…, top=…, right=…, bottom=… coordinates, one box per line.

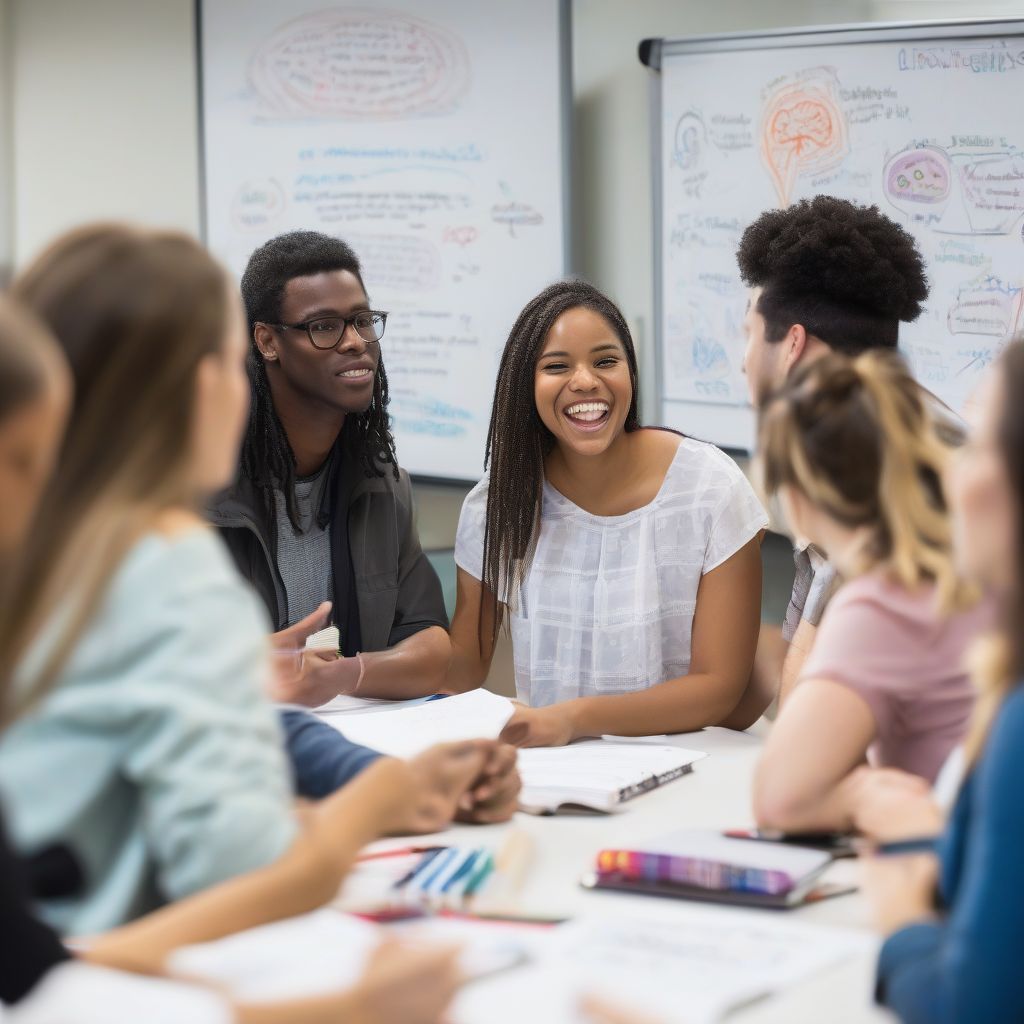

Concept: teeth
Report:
left=340, top=368, right=371, bottom=377
left=565, top=402, right=609, bottom=420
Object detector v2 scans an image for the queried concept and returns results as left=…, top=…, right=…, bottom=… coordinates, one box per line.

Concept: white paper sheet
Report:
left=167, top=908, right=542, bottom=1004
left=319, top=689, right=515, bottom=757
left=453, top=908, right=874, bottom=1024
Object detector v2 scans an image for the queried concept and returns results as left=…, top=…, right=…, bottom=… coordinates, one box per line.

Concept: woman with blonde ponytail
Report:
left=752, top=350, right=993, bottom=834
left=860, top=337, right=1024, bottom=1022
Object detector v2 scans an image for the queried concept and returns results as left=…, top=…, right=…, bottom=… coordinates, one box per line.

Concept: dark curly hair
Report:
left=736, top=196, right=929, bottom=354
left=479, top=280, right=641, bottom=651
left=239, top=231, right=397, bottom=530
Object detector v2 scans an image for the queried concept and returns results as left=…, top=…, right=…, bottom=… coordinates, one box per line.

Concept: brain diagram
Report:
left=760, top=74, right=849, bottom=205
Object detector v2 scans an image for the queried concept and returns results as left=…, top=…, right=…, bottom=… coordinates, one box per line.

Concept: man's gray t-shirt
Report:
left=782, top=544, right=837, bottom=642
left=274, top=460, right=333, bottom=628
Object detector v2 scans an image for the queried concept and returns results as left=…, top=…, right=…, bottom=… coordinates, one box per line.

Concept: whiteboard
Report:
left=199, top=0, right=569, bottom=481
left=646, top=20, right=1024, bottom=450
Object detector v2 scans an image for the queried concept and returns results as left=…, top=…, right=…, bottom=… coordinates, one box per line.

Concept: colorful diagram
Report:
left=248, top=8, right=471, bottom=120
left=883, top=146, right=952, bottom=215
left=760, top=70, right=849, bottom=206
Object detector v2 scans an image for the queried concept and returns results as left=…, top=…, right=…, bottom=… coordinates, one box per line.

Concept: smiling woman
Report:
left=446, top=280, right=769, bottom=746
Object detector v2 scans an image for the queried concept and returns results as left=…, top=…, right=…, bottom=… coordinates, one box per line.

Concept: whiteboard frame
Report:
left=643, top=17, right=1024, bottom=453
left=194, top=0, right=573, bottom=487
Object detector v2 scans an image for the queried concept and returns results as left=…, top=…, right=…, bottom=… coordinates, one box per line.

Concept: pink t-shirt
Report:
left=799, top=572, right=993, bottom=782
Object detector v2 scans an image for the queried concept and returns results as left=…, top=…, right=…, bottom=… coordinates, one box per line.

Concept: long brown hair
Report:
left=965, top=337, right=1024, bottom=760
left=479, top=280, right=640, bottom=653
left=759, top=349, right=966, bottom=608
left=0, top=224, right=231, bottom=723
left=0, top=298, right=65, bottom=421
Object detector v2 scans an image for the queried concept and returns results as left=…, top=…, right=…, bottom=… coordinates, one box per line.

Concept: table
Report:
left=343, top=727, right=893, bottom=1023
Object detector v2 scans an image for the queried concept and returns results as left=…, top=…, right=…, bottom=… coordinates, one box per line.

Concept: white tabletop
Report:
left=343, top=727, right=893, bottom=1023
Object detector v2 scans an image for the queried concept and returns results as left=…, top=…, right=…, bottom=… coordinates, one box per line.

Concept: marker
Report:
left=463, top=851, right=495, bottom=900
left=392, top=847, right=447, bottom=891
left=422, top=848, right=476, bottom=902
left=415, top=847, right=460, bottom=893
left=440, top=848, right=482, bottom=901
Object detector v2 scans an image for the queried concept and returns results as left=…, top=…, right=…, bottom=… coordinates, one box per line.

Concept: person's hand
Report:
left=380, top=741, right=494, bottom=835
left=499, top=704, right=575, bottom=747
left=267, top=602, right=363, bottom=707
left=860, top=850, right=939, bottom=935
left=346, top=938, right=463, bottom=1024
left=268, top=649, right=361, bottom=707
left=455, top=743, right=521, bottom=824
left=270, top=601, right=332, bottom=651
left=579, top=995, right=668, bottom=1024
left=843, top=766, right=942, bottom=842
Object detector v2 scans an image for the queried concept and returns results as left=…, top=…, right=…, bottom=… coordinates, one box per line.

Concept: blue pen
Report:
left=440, top=849, right=482, bottom=900
left=422, top=848, right=475, bottom=901
left=415, top=847, right=460, bottom=893
left=392, top=847, right=447, bottom=891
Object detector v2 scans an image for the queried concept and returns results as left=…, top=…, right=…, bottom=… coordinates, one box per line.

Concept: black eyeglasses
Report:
left=264, top=310, right=388, bottom=349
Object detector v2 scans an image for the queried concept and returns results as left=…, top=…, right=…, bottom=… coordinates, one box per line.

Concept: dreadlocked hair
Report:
left=239, top=230, right=398, bottom=529
left=479, top=280, right=641, bottom=653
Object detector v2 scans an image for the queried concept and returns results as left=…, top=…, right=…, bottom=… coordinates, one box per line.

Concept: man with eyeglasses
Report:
left=208, top=231, right=520, bottom=817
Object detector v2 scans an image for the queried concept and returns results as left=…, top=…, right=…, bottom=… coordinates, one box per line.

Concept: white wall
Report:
left=0, top=0, right=12, bottom=282
left=10, top=0, right=200, bottom=266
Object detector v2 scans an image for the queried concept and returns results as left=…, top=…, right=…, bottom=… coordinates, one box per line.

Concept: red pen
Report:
left=356, top=845, right=448, bottom=863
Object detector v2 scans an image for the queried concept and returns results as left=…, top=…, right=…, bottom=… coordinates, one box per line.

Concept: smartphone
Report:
left=723, top=828, right=858, bottom=858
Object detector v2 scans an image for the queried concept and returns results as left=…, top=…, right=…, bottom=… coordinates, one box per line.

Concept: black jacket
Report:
left=208, top=446, right=448, bottom=652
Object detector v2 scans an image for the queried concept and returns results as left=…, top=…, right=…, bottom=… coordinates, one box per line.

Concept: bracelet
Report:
left=353, top=652, right=367, bottom=694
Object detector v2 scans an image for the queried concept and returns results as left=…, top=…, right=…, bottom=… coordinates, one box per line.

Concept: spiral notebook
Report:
left=517, top=741, right=707, bottom=814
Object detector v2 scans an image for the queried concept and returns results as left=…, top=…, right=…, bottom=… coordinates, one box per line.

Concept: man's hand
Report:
left=269, top=602, right=363, bottom=707
left=269, top=650, right=362, bottom=707
left=270, top=602, right=332, bottom=651
left=455, top=743, right=521, bottom=824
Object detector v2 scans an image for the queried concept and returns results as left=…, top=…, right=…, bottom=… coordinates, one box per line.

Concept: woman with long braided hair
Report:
left=448, top=280, right=767, bottom=745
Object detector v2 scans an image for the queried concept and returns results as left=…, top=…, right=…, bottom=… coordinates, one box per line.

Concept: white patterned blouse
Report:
left=455, top=436, right=768, bottom=708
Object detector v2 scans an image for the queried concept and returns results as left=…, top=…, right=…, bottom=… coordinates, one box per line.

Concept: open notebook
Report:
left=517, top=741, right=706, bottom=813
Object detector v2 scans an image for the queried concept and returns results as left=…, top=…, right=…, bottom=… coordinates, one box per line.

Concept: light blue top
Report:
left=0, top=528, right=298, bottom=936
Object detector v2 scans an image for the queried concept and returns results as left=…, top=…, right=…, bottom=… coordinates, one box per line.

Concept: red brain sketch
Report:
left=760, top=76, right=849, bottom=206
left=769, top=101, right=834, bottom=155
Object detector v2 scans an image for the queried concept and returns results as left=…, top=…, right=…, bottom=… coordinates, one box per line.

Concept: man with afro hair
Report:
left=723, top=195, right=960, bottom=729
